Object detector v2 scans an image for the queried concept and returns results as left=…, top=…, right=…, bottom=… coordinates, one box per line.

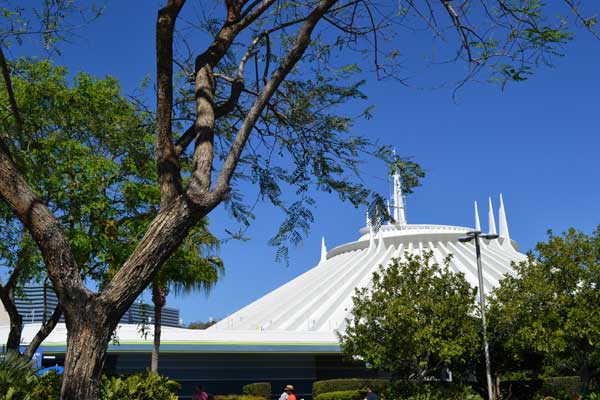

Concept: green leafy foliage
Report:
left=489, top=227, right=600, bottom=392
left=339, top=252, right=480, bottom=382
left=0, top=364, right=181, bottom=400
left=0, top=59, right=158, bottom=284
left=314, top=390, right=365, bottom=400
left=99, top=372, right=180, bottom=400
left=537, top=376, right=582, bottom=399
left=29, top=370, right=62, bottom=399
left=312, top=379, right=389, bottom=397
left=242, top=382, right=271, bottom=399
left=392, top=383, right=482, bottom=400
left=0, top=353, right=36, bottom=399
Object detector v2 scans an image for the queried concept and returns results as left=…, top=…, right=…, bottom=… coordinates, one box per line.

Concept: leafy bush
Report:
left=386, top=382, right=482, bottom=400
left=312, top=379, right=389, bottom=397
left=100, top=372, right=180, bottom=400
left=499, top=379, right=544, bottom=400
left=539, top=376, right=581, bottom=399
left=243, top=382, right=271, bottom=399
left=30, top=370, right=62, bottom=399
left=314, top=390, right=365, bottom=400
left=214, top=395, right=267, bottom=400
left=0, top=353, right=37, bottom=400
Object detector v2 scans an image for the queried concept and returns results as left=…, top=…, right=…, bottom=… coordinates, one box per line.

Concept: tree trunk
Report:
left=151, top=283, right=166, bottom=373
left=580, top=364, right=591, bottom=394
left=0, top=287, right=23, bottom=353
left=494, top=373, right=501, bottom=400
left=60, top=309, right=114, bottom=400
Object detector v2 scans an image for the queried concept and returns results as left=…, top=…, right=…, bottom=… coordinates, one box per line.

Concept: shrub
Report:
left=313, top=379, right=389, bottom=397
left=30, top=370, right=62, bottom=399
left=539, top=376, right=581, bottom=399
left=243, top=382, right=271, bottom=399
left=499, top=379, right=544, bottom=400
left=100, top=371, right=180, bottom=400
left=214, top=395, right=267, bottom=400
left=386, top=382, right=482, bottom=400
left=314, top=390, right=365, bottom=400
left=0, top=353, right=37, bottom=400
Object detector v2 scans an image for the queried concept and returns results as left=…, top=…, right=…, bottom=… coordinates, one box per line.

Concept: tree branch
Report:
left=0, top=47, right=23, bottom=133
left=0, top=148, right=87, bottom=310
left=0, top=284, right=22, bottom=350
left=24, top=303, right=63, bottom=360
left=212, top=0, right=339, bottom=199
left=156, top=0, right=185, bottom=208
left=174, top=125, right=195, bottom=156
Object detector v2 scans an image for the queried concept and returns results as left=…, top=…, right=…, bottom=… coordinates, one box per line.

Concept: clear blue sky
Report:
left=12, top=1, right=600, bottom=324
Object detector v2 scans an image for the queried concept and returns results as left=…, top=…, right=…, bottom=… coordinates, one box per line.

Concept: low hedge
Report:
left=243, top=382, right=271, bottom=399
left=314, top=390, right=366, bottom=400
left=313, top=379, right=389, bottom=397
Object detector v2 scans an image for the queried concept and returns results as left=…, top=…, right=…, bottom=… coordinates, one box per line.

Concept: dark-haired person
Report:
left=365, top=385, right=378, bottom=400
left=193, top=384, right=209, bottom=400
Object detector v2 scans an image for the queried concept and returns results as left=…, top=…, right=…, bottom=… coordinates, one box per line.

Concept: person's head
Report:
left=284, top=385, right=294, bottom=393
left=196, top=384, right=205, bottom=393
left=366, top=385, right=373, bottom=392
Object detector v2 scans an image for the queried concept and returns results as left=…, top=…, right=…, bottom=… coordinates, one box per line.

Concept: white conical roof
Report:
left=212, top=217, right=526, bottom=334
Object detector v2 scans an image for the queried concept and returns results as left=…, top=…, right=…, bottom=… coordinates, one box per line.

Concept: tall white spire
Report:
left=488, top=197, right=497, bottom=235
left=392, top=171, right=407, bottom=225
left=498, top=193, right=510, bottom=239
left=474, top=201, right=481, bottom=231
left=320, top=237, right=327, bottom=263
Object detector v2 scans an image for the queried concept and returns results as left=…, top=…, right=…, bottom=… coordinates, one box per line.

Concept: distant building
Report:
left=14, top=286, right=180, bottom=327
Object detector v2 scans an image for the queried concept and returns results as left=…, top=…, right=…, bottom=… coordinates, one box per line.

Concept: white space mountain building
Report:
left=0, top=173, right=527, bottom=397
left=210, top=172, right=526, bottom=339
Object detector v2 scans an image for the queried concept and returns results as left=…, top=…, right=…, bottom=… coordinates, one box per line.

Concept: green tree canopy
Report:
left=339, top=252, right=480, bottom=382
left=489, top=227, right=600, bottom=392
left=0, top=60, right=223, bottom=357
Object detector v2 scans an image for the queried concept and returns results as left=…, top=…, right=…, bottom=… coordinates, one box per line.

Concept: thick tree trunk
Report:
left=151, top=283, right=166, bottom=373
left=60, top=309, right=115, bottom=400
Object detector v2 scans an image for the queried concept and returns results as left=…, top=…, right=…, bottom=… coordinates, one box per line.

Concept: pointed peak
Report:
left=474, top=201, right=481, bottom=232
left=392, top=172, right=407, bottom=225
left=488, top=196, right=497, bottom=235
left=320, top=237, right=327, bottom=263
left=498, top=193, right=510, bottom=240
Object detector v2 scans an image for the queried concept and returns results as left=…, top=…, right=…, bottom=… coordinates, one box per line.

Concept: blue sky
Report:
left=11, top=1, right=600, bottom=324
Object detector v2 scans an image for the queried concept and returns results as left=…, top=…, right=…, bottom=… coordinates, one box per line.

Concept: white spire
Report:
left=320, top=237, right=327, bottom=263
left=488, top=197, right=497, bottom=234
left=498, top=193, right=510, bottom=239
left=474, top=201, right=481, bottom=231
left=392, top=171, right=407, bottom=225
